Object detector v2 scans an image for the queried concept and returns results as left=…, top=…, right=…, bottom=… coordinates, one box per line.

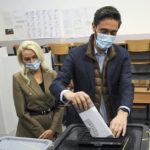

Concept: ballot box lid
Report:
left=53, top=123, right=149, bottom=150
left=0, top=136, right=53, bottom=150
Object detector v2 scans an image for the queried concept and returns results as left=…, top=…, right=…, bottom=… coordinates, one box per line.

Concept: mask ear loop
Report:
left=94, top=27, right=97, bottom=40
left=94, top=27, right=100, bottom=41
left=94, top=32, right=97, bottom=41
left=94, top=27, right=98, bottom=48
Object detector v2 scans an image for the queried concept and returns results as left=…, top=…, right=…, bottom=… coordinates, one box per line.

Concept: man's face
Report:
left=92, top=18, right=119, bottom=36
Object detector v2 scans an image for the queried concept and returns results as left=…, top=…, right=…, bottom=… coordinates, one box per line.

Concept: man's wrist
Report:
left=119, top=107, right=129, bottom=114
left=118, top=106, right=130, bottom=115
left=118, top=108, right=129, bottom=117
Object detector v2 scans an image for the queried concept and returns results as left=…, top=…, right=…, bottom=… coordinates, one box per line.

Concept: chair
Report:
left=13, top=44, right=19, bottom=55
left=125, top=39, right=150, bottom=64
left=132, top=80, right=150, bottom=123
left=73, top=42, right=86, bottom=47
left=132, top=80, right=150, bottom=88
left=48, top=43, right=71, bottom=70
left=126, top=40, right=150, bottom=119
left=115, top=42, right=127, bottom=49
left=133, top=87, right=150, bottom=123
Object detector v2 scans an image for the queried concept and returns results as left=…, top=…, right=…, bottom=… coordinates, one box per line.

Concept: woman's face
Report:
left=22, top=49, right=38, bottom=64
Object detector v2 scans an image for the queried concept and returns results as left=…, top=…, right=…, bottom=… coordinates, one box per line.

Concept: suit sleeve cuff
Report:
left=119, top=106, right=130, bottom=114
left=60, top=90, right=70, bottom=104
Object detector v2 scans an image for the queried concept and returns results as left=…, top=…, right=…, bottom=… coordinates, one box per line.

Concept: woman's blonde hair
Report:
left=17, top=41, right=49, bottom=84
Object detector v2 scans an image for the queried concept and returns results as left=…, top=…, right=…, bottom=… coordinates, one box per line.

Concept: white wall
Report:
left=1, top=0, right=150, bottom=53
left=0, top=0, right=150, bottom=35
left=0, top=47, right=18, bottom=136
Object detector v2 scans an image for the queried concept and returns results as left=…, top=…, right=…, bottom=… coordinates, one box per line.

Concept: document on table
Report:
left=78, top=102, right=114, bottom=138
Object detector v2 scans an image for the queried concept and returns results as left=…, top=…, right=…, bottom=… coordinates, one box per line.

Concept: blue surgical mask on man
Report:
left=95, top=33, right=116, bottom=50
left=26, top=60, right=41, bottom=71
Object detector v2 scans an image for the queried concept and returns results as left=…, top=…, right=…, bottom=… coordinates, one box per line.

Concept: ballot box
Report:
left=52, top=123, right=149, bottom=150
left=0, top=136, right=53, bottom=150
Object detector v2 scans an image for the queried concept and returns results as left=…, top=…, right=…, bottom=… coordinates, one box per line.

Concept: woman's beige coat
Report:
left=13, top=69, right=64, bottom=138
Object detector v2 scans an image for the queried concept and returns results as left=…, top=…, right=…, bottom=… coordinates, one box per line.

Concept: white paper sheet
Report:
left=79, top=102, right=114, bottom=138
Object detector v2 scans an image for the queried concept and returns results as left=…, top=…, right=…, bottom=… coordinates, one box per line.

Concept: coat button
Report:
left=29, top=92, right=32, bottom=95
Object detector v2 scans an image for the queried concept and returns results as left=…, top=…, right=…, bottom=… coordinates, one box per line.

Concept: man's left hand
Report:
left=110, top=109, right=128, bottom=138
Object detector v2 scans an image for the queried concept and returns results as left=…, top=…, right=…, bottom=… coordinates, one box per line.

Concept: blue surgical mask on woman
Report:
left=26, top=60, right=41, bottom=71
left=95, top=33, right=116, bottom=50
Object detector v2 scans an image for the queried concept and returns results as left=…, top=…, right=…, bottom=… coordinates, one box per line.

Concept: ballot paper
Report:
left=78, top=102, right=115, bottom=138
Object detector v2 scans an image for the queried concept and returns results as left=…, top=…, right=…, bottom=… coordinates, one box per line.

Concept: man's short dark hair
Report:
left=94, top=6, right=122, bottom=28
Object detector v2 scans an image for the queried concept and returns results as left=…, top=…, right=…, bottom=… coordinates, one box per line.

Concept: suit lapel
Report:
left=28, top=72, right=47, bottom=100
left=106, top=46, right=117, bottom=93
left=43, top=70, right=56, bottom=107
left=43, top=70, right=51, bottom=97
left=84, top=36, right=96, bottom=96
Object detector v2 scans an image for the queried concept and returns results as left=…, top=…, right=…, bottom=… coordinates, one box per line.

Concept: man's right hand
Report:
left=63, top=91, right=91, bottom=111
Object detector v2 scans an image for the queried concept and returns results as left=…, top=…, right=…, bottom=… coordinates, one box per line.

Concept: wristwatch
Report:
left=119, top=107, right=129, bottom=114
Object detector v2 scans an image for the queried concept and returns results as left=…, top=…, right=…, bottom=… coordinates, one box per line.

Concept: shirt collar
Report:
left=94, top=47, right=108, bottom=56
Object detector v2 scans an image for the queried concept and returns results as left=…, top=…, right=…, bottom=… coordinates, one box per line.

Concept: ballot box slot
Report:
left=66, top=130, right=125, bottom=147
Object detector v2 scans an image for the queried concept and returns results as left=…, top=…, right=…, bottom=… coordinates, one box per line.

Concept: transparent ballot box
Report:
left=0, top=136, right=53, bottom=150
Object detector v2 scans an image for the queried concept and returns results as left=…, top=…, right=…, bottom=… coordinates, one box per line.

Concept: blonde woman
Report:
left=13, top=41, right=64, bottom=140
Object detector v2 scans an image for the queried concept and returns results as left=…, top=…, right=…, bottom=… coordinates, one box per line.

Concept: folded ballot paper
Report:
left=77, top=102, right=114, bottom=138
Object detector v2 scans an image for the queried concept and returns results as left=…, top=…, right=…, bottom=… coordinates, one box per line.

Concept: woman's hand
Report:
left=39, top=129, right=55, bottom=141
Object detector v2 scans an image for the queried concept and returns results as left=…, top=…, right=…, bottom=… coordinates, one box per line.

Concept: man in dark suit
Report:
left=50, top=6, right=134, bottom=138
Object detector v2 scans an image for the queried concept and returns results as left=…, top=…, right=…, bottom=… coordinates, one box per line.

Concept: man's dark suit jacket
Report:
left=50, top=43, right=134, bottom=125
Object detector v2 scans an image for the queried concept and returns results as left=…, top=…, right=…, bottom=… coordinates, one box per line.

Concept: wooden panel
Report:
left=48, top=43, right=71, bottom=55
left=134, top=88, right=150, bottom=104
left=73, top=42, right=86, bottom=46
left=125, top=39, right=150, bottom=52
left=115, top=42, right=127, bottom=49
left=132, top=80, right=150, bottom=87
left=54, top=62, right=63, bottom=66
left=133, top=87, right=150, bottom=111
left=132, top=105, right=147, bottom=108
left=134, top=94, right=150, bottom=103
left=131, top=60, right=150, bottom=64
left=134, top=87, right=150, bottom=93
